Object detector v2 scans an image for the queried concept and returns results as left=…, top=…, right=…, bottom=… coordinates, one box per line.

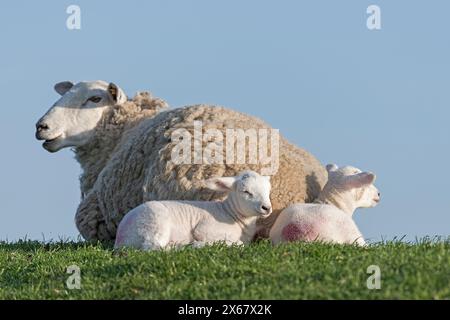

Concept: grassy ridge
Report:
left=0, top=240, right=449, bottom=299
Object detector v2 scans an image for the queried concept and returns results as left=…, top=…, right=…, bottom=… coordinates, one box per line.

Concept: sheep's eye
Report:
left=88, top=96, right=102, bottom=103
left=244, top=190, right=253, bottom=197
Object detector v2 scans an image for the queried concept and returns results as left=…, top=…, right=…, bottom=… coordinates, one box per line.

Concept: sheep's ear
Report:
left=344, top=172, right=376, bottom=189
left=54, top=81, right=74, bottom=96
left=204, top=177, right=236, bottom=192
left=326, top=164, right=338, bottom=173
left=107, top=83, right=127, bottom=104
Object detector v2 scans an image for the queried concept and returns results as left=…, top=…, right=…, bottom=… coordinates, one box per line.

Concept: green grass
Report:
left=0, top=239, right=449, bottom=299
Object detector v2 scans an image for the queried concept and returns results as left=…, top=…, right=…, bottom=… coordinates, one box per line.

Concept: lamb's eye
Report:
left=244, top=190, right=253, bottom=197
left=88, top=96, right=102, bottom=103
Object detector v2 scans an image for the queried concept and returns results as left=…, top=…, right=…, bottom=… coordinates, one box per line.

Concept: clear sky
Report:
left=0, top=0, right=449, bottom=242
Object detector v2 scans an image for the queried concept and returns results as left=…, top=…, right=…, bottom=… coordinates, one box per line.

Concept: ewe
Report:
left=114, top=171, right=272, bottom=250
left=36, top=80, right=326, bottom=241
left=270, top=164, right=380, bottom=246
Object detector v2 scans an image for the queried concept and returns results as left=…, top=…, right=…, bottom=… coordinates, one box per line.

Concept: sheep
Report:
left=35, top=80, right=327, bottom=242
left=114, top=171, right=272, bottom=250
left=270, top=164, right=380, bottom=246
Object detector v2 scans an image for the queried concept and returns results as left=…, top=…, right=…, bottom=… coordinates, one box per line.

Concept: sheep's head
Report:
left=324, top=164, right=380, bottom=210
left=35, top=80, right=127, bottom=152
left=205, top=171, right=272, bottom=218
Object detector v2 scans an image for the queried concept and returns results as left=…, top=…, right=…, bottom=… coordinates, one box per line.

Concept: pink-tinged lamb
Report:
left=270, top=164, right=380, bottom=246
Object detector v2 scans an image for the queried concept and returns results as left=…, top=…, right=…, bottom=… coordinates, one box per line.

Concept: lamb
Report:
left=35, top=80, right=327, bottom=242
left=270, top=164, right=380, bottom=246
left=114, top=171, right=272, bottom=250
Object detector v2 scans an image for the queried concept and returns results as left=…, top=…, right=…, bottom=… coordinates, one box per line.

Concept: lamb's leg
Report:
left=355, top=237, right=367, bottom=246
left=227, top=240, right=244, bottom=246
left=191, top=241, right=207, bottom=249
left=141, top=218, right=171, bottom=251
left=191, top=239, right=244, bottom=248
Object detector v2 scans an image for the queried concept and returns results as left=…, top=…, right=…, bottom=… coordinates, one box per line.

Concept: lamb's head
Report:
left=205, top=171, right=272, bottom=218
left=322, top=164, right=380, bottom=212
left=35, top=80, right=127, bottom=152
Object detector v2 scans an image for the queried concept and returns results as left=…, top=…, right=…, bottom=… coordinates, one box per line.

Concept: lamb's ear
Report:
left=107, top=83, right=127, bottom=104
left=344, top=172, right=376, bottom=189
left=326, top=164, right=338, bottom=173
left=54, top=81, right=74, bottom=96
left=204, top=177, right=236, bottom=193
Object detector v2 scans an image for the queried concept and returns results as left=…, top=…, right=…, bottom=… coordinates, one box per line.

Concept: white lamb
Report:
left=270, top=164, right=380, bottom=246
left=114, top=171, right=272, bottom=250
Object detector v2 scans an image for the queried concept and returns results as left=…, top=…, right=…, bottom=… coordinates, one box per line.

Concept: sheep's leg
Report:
left=75, top=192, right=115, bottom=242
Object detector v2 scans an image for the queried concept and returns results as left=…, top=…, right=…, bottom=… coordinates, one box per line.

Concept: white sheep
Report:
left=270, top=164, right=380, bottom=246
left=114, top=171, right=272, bottom=250
left=35, top=80, right=327, bottom=241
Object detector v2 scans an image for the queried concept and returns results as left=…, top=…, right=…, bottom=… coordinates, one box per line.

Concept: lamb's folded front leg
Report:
left=354, top=237, right=367, bottom=246
left=191, top=239, right=244, bottom=248
left=191, top=241, right=207, bottom=249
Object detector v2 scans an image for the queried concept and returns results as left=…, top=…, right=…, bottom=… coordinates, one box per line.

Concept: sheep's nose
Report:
left=36, top=121, right=49, bottom=132
left=261, top=205, right=272, bottom=213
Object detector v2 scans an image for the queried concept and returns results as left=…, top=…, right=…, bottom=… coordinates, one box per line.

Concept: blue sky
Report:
left=0, top=0, right=449, bottom=242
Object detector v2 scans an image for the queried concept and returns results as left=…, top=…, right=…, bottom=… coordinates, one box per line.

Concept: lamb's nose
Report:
left=261, top=205, right=272, bottom=213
